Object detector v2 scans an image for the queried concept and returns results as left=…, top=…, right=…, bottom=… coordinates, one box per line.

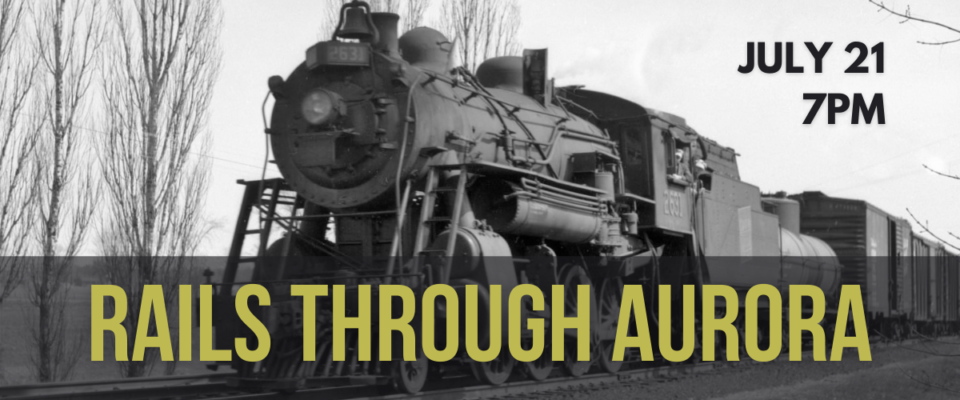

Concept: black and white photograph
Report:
left=0, top=1, right=958, bottom=399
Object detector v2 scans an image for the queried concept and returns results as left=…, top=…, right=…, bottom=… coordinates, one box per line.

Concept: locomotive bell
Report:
left=338, top=8, right=371, bottom=39
left=334, top=2, right=378, bottom=42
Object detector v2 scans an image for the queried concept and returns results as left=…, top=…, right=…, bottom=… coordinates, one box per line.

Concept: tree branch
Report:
left=906, top=208, right=960, bottom=252
left=923, top=164, right=959, bottom=180
left=0, top=0, right=37, bottom=306
left=868, top=0, right=960, bottom=45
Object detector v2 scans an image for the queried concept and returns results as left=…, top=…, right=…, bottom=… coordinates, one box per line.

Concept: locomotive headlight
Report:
left=300, top=89, right=343, bottom=126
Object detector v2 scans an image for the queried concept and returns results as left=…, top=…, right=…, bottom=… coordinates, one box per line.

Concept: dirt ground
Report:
left=548, top=340, right=960, bottom=400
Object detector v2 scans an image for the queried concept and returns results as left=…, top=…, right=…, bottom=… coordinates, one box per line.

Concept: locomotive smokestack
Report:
left=371, top=13, right=400, bottom=58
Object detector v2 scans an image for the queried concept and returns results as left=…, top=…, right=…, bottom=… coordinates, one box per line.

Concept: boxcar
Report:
left=949, top=251, right=960, bottom=331
left=907, top=233, right=960, bottom=334
left=890, top=217, right=913, bottom=319
left=932, top=244, right=945, bottom=323
left=791, top=192, right=911, bottom=337
left=933, top=244, right=959, bottom=331
left=910, top=233, right=933, bottom=328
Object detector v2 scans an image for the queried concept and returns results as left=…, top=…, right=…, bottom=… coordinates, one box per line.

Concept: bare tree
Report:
left=369, top=0, right=433, bottom=34
left=369, top=0, right=401, bottom=13
left=438, top=0, right=521, bottom=72
left=29, top=0, right=103, bottom=383
left=97, top=0, right=222, bottom=378
left=869, top=1, right=960, bottom=45
left=319, top=0, right=348, bottom=40
left=402, top=0, right=430, bottom=32
left=0, top=0, right=39, bottom=305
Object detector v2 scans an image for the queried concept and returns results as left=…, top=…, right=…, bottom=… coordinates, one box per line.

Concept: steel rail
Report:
left=0, top=373, right=232, bottom=400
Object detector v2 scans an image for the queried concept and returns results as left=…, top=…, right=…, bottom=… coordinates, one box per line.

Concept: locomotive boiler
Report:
left=208, top=1, right=845, bottom=394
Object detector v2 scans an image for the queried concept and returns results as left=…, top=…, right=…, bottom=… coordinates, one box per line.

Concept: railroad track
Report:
left=2, top=337, right=949, bottom=400
left=208, top=362, right=716, bottom=400
left=0, top=373, right=233, bottom=400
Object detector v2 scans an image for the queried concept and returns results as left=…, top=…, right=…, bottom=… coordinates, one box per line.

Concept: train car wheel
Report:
left=471, top=351, right=515, bottom=385
left=756, top=318, right=770, bottom=350
left=523, top=342, right=554, bottom=381
left=562, top=343, right=592, bottom=377
left=558, top=264, right=595, bottom=377
left=713, top=310, right=729, bottom=361
left=597, top=277, right=624, bottom=373
left=391, top=350, right=429, bottom=394
left=893, top=321, right=904, bottom=341
left=781, top=311, right=790, bottom=353
left=734, top=319, right=747, bottom=360
left=524, top=358, right=553, bottom=381
left=690, top=317, right=703, bottom=364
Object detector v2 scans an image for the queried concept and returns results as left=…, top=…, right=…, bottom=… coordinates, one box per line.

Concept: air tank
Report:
left=469, top=179, right=604, bottom=244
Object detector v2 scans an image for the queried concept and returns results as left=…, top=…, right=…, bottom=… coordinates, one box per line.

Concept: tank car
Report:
left=208, top=1, right=846, bottom=393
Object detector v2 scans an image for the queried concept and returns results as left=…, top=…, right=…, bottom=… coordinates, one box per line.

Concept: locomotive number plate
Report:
left=306, top=42, right=370, bottom=69
left=663, top=190, right=684, bottom=217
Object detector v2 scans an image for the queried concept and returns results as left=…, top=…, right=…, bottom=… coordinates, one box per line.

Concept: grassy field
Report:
left=0, top=283, right=215, bottom=385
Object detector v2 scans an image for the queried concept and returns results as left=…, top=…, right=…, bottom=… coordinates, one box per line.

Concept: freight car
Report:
left=916, top=235, right=960, bottom=335
left=204, top=1, right=958, bottom=394
left=791, top=192, right=911, bottom=339
left=790, top=192, right=960, bottom=339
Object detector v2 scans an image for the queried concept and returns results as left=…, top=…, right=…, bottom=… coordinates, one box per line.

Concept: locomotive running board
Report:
left=453, top=160, right=609, bottom=198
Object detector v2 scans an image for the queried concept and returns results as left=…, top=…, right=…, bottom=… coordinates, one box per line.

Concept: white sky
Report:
left=199, top=0, right=960, bottom=255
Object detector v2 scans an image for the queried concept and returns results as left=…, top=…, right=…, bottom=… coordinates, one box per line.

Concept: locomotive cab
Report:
left=561, top=89, right=841, bottom=297
left=560, top=89, right=707, bottom=234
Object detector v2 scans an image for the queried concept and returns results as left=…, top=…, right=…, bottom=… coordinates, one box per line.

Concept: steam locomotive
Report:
left=207, top=1, right=959, bottom=394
